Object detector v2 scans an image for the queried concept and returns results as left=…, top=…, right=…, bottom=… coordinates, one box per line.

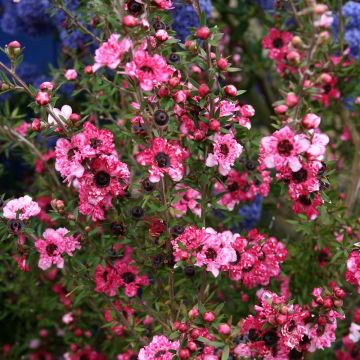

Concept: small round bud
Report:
left=84, top=65, right=93, bottom=75
left=123, top=15, right=137, bottom=27
left=154, top=110, right=169, bottom=126
left=203, top=311, right=216, bottom=322
left=274, top=105, right=288, bottom=114
left=184, top=265, right=195, bottom=277
left=198, top=83, right=210, bottom=97
left=35, top=91, right=50, bottom=106
left=31, top=118, right=42, bottom=132
left=302, top=113, right=321, bottom=129
left=292, top=36, right=303, bottom=47
left=127, top=0, right=144, bottom=16
left=179, top=348, right=190, bottom=360
left=155, top=29, right=169, bottom=42
left=142, top=178, right=155, bottom=192
left=285, top=93, right=298, bottom=107
left=190, top=328, right=200, bottom=339
left=224, top=85, right=237, bottom=97
left=218, top=323, right=231, bottom=335
left=168, top=53, right=180, bottom=63
left=209, top=119, right=220, bottom=132
left=64, top=69, right=78, bottom=81
left=39, top=82, right=54, bottom=91
left=158, top=86, right=169, bottom=97
left=131, top=206, right=144, bottom=219
left=196, top=26, right=211, bottom=40
left=168, top=77, right=180, bottom=88
left=217, top=57, right=228, bottom=70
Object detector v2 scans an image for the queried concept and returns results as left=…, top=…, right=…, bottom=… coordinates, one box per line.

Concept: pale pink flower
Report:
left=93, top=34, right=132, bottom=72
left=138, top=335, right=180, bottom=360
left=3, top=195, right=41, bottom=220
left=48, top=105, right=72, bottom=125
left=64, top=69, right=78, bottom=80
left=206, top=133, right=243, bottom=176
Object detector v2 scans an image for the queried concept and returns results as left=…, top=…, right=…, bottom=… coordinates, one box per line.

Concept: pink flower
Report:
left=93, top=35, right=132, bottom=72
left=48, top=105, right=72, bottom=125
left=125, top=50, right=174, bottom=91
left=259, top=126, right=310, bottom=172
left=152, top=0, right=173, bottom=10
left=306, top=131, right=329, bottom=161
left=138, top=335, right=180, bottom=360
left=292, top=192, right=323, bottom=220
left=136, top=137, right=189, bottom=183
left=64, top=69, right=78, bottom=81
left=345, top=251, right=360, bottom=293
left=35, top=228, right=80, bottom=270
left=172, top=184, right=201, bottom=218
left=3, top=195, right=41, bottom=220
left=94, top=263, right=121, bottom=297
left=78, top=154, right=130, bottom=221
left=206, top=133, right=243, bottom=176
left=262, top=28, right=293, bottom=61
left=14, top=122, right=31, bottom=136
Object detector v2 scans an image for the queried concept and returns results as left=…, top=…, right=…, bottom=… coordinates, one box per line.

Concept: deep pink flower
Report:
left=262, top=28, right=293, bottom=61
left=138, top=335, right=180, bottom=360
left=152, top=0, right=173, bottom=10
left=292, top=192, right=323, bottom=220
left=345, top=251, right=360, bottom=293
left=78, top=154, right=130, bottom=221
left=94, top=263, right=121, bottom=297
left=125, top=50, right=174, bottom=91
left=259, top=126, right=310, bottom=172
left=93, top=35, right=132, bottom=72
left=14, top=122, right=31, bottom=136
left=136, top=137, right=189, bottom=183
left=35, top=228, right=80, bottom=270
left=172, top=184, right=201, bottom=218
left=206, top=133, right=243, bottom=176
left=3, top=195, right=41, bottom=220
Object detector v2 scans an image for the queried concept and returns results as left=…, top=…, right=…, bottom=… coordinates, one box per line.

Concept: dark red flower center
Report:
left=155, top=152, right=170, bottom=168
left=273, top=38, right=284, bottom=49
left=220, top=144, right=229, bottom=156
left=205, top=248, right=217, bottom=260
left=291, top=168, right=308, bottom=184
left=140, top=66, right=154, bottom=74
left=94, top=171, right=111, bottom=187
left=228, top=182, right=239, bottom=192
left=323, top=84, right=332, bottom=94
left=7, top=219, right=24, bottom=234
left=46, top=243, right=58, bottom=256
left=299, top=195, right=312, bottom=206
left=277, top=139, right=293, bottom=156
left=154, top=350, right=166, bottom=357
left=230, top=251, right=241, bottom=265
left=67, top=147, right=78, bottom=160
left=263, top=331, right=279, bottom=347
left=90, top=138, right=102, bottom=148
left=103, top=270, right=109, bottom=281
left=122, top=271, right=136, bottom=284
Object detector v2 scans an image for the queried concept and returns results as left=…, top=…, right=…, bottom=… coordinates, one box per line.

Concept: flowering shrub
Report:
left=0, top=0, right=360, bottom=359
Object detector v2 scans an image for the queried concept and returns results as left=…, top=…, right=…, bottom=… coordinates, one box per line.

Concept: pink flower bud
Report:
left=158, top=86, right=169, bottom=97
left=190, top=328, right=200, bottom=339
left=196, top=26, right=211, bottom=40
left=187, top=341, right=197, bottom=352
left=31, top=118, right=41, bottom=132
left=217, top=57, right=228, bottom=70
left=323, top=297, right=334, bottom=309
left=179, top=348, right=190, bottom=360
left=8, top=40, right=21, bottom=49
left=39, top=82, right=54, bottom=91
left=123, top=15, right=137, bottom=27
left=355, top=97, right=360, bottom=105
left=35, top=91, right=50, bottom=106
left=274, top=105, right=288, bottom=114
left=286, top=51, right=300, bottom=63
left=189, top=308, right=199, bottom=318
left=178, top=323, right=188, bottom=333
left=314, top=4, right=328, bottom=14
left=224, top=85, right=237, bottom=97
left=285, top=93, right=298, bottom=107
left=173, top=90, right=187, bottom=103
left=320, top=73, right=332, bottom=84
left=302, top=113, right=321, bottom=129
left=198, top=83, right=210, bottom=97
left=168, top=77, right=180, bottom=88
left=218, top=323, right=231, bottom=335
left=203, top=311, right=216, bottom=322
left=276, top=314, right=288, bottom=325
left=209, top=119, right=220, bottom=131
left=155, top=29, right=169, bottom=42
left=64, top=69, right=78, bottom=81
left=84, top=65, right=93, bottom=74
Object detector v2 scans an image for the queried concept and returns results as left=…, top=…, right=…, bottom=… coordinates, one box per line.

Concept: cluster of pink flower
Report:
left=345, top=250, right=360, bottom=293
left=55, top=122, right=130, bottom=221
left=235, top=286, right=346, bottom=359
left=94, top=245, right=149, bottom=298
left=259, top=120, right=329, bottom=220
left=35, top=228, right=81, bottom=270
left=172, top=227, right=287, bottom=286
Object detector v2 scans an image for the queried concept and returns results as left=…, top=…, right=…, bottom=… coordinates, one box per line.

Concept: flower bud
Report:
left=35, top=91, right=50, bottom=106
left=292, top=36, right=303, bottom=47
left=218, top=323, right=231, bottom=335
left=188, top=308, right=199, bottom=319
left=198, top=83, right=210, bottom=97
left=196, top=26, right=211, bottom=40
left=39, top=82, right=54, bottom=92
left=217, top=57, right=228, bottom=70
left=64, top=69, right=78, bottom=81
left=302, top=113, right=321, bottom=129
left=168, top=77, right=180, bottom=88
left=123, top=15, right=137, bottom=27
left=7, top=41, right=21, bottom=59
left=84, top=65, right=93, bottom=75
left=209, top=119, right=220, bottom=132
left=224, top=85, right=237, bottom=97
left=203, top=311, right=216, bottom=322
left=285, top=93, right=298, bottom=107
left=31, top=118, right=42, bottom=132
left=274, top=105, right=288, bottom=114
left=179, top=348, right=190, bottom=360
left=155, top=29, right=169, bottom=42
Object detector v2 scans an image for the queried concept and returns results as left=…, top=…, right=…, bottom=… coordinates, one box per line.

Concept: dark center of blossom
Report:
left=122, top=272, right=136, bottom=284
left=103, top=271, right=109, bottom=281
left=287, top=320, right=296, bottom=332
left=129, top=355, right=138, bottom=360
left=220, top=144, right=229, bottom=156
left=300, top=335, right=310, bottom=345
left=323, top=84, right=332, bottom=94
left=258, top=251, right=265, bottom=261
left=154, top=350, right=166, bottom=358
left=242, top=265, right=254, bottom=273
left=291, top=168, right=308, bottom=184
left=155, top=152, right=170, bottom=168
left=110, top=222, right=126, bottom=236
left=94, top=171, right=111, bottom=187
left=277, top=139, right=293, bottom=156
left=299, top=195, right=312, bottom=206
left=205, top=248, right=217, bottom=260
left=140, top=66, right=154, bottom=73
left=228, top=182, right=239, bottom=192
left=90, top=138, right=102, bottom=148
left=248, top=328, right=259, bottom=342
left=289, top=349, right=303, bottom=360
left=79, top=355, right=90, bottom=360
left=67, top=147, right=78, bottom=160
left=316, top=325, right=325, bottom=336
left=7, top=219, right=24, bottom=234
left=273, top=38, right=284, bottom=49
left=263, top=331, right=279, bottom=347
left=46, top=243, right=58, bottom=256
left=127, top=0, right=143, bottom=15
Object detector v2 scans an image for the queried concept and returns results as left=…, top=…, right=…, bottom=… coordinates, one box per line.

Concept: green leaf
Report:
left=221, top=345, right=230, bottom=360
